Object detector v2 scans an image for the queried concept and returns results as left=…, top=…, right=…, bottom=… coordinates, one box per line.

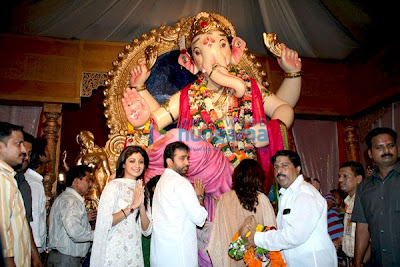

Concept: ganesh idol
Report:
left=122, top=12, right=302, bottom=220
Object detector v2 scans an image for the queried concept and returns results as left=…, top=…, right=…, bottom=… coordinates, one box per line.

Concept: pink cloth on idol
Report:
left=144, top=128, right=234, bottom=221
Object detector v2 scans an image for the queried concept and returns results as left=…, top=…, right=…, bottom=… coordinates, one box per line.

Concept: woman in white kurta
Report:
left=90, top=146, right=152, bottom=267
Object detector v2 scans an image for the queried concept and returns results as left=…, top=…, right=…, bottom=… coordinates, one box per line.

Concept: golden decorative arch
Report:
left=102, top=13, right=269, bottom=171
left=104, top=13, right=268, bottom=161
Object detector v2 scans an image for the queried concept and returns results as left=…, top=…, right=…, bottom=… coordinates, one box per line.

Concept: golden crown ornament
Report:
left=188, top=12, right=234, bottom=45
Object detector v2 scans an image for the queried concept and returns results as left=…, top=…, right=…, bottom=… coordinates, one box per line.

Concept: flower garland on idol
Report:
left=188, top=67, right=256, bottom=167
left=126, top=120, right=152, bottom=149
left=228, top=225, right=286, bottom=267
left=127, top=67, right=258, bottom=161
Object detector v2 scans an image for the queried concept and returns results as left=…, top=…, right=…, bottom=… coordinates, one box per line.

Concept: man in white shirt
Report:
left=338, top=161, right=368, bottom=265
left=14, top=131, right=43, bottom=267
left=48, top=165, right=94, bottom=267
left=25, top=137, right=50, bottom=255
left=245, top=150, right=337, bottom=266
left=150, top=141, right=208, bottom=267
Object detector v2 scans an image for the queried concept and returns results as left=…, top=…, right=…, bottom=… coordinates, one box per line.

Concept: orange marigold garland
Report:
left=228, top=225, right=286, bottom=267
left=125, top=118, right=155, bottom=149
left=269, top=251, right=286, bottom=267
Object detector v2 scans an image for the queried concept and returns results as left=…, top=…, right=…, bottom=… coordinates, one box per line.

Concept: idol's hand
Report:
left=248, top=123, right=269, bottom=148
left=277, top=44, right=302, bottom=73
left=129, top=60, right=151, bottom=87
left=122, top=88, right=151, bottom=128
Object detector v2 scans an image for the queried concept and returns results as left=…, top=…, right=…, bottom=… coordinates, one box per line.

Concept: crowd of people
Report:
left=0, top=122, right=49, bottom=267
left=1, top=120, right=399, bottom=267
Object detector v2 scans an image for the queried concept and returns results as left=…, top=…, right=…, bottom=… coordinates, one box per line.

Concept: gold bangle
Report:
left=130, top=84, right=147, bottom=91
left=284, top=71, right=303, bottom=78
left=161, top=99, right=175, bottom=122
left=209, top=63, right=229, bottom=79
left=164, top=108, right=175, bottom=122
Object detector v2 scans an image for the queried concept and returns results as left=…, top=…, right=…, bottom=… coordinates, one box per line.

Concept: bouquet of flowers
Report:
left=228, top=217, right=286, bottom=267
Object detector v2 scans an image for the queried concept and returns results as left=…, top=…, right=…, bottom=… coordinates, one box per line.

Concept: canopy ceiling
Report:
left=2, top=0, right=391, bottom=61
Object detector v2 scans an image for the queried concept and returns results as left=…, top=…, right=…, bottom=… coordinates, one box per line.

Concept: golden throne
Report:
left=79, top=13, right=273, bottom=195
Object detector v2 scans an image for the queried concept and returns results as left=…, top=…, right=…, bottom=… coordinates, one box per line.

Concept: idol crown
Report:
left=189, top=12, right=233, bottom=43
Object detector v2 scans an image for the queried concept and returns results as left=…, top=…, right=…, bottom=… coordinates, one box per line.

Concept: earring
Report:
left=235, top=41, right=241, bottom=48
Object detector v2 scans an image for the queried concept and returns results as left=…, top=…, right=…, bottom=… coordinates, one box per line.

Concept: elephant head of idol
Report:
left=178, top=12, right=247, bottom=98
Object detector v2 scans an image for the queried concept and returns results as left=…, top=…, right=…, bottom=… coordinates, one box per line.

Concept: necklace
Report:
left=212, top=88, right=228, bottom=118
left=212, top=88, right=226, bottom=104
left=204, top=77, right=221, bottom=98
left=187, top=68, right=257, bottom=167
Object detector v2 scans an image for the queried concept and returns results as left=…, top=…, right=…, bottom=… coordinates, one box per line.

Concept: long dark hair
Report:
left=232, top=159, right=264, bottom=212
left=115, top=146, right=150, bottom=220
left=146, top=175, right=161, bottom=207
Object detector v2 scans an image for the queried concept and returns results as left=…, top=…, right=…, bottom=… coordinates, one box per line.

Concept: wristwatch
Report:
left=197, top=195, right=205, bottom=201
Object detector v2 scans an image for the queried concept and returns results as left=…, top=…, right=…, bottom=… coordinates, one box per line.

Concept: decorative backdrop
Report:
left=292, top=119, right=339, bottom=195
left=0, top=105, right=42, bottom=136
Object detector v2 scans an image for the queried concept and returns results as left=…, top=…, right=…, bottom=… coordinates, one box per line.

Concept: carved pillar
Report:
left=42, top=103, right=62, bottom=197
left=342, top=119, right=362, bottom=162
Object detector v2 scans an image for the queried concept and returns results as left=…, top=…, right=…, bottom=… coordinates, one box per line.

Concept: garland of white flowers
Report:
left=188, top=67, right=256, bottom=167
